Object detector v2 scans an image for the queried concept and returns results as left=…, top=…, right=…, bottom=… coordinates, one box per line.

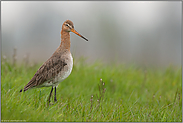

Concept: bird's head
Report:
left=62, top=20, right=88, bottom=41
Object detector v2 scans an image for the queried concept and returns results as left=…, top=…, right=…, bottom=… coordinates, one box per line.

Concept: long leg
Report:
left=54, top=87, right=57, bottom=102
left=47, top=86, right=53, bottom=103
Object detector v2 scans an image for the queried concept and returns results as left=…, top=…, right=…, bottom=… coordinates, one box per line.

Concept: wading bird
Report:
left=20, top=20, right=88, bottom=103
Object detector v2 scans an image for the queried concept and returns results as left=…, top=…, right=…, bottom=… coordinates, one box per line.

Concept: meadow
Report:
left=1, top=56, right=182, bottom=122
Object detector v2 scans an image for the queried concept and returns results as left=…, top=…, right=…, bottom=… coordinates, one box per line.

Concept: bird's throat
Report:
left=60, top=31, right=71, bottom=50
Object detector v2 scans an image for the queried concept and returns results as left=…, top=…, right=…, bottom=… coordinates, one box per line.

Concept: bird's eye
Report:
left=65, top=23, right=73, bottom=29
left=65, top=23, right=72, bottom=29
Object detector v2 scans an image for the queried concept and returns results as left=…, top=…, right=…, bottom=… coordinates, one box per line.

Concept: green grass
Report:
left=1, top=57, right=182, bottom=122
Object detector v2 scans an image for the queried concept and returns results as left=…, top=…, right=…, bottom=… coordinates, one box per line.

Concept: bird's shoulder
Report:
left=32, top=52, right=68, bottom=85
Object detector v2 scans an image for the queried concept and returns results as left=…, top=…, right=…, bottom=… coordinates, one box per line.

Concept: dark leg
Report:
left=54, top=87, right=57, bottom=102
left=47, top=86, right=53, bottom=103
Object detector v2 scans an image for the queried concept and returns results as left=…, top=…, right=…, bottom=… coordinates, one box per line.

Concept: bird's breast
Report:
left=53, top=53, right=73, bottom=85
left=41, top=53, right=73, bottom=87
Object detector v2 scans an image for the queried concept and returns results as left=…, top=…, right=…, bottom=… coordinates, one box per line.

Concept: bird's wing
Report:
left=23, top=55, right=67, bottom=91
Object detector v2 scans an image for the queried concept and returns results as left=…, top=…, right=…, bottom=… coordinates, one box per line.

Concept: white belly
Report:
left=57, top=54, right=73, bottom=82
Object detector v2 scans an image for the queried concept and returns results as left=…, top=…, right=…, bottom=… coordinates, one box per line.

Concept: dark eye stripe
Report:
left=65, top=23, right=72, bottom=29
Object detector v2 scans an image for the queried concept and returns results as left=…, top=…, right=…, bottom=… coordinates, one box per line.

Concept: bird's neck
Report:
left=60, top=30, right=71, bottom=50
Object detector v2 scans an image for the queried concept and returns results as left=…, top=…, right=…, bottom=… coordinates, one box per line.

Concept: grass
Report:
left=1, top=56, right=182, bottom=122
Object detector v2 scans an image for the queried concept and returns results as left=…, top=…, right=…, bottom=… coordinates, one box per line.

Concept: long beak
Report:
left=71, top=28, right=88, bottom=41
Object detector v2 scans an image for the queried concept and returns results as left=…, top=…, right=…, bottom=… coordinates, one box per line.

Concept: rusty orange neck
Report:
left=60, top=30, right=71, bottom=51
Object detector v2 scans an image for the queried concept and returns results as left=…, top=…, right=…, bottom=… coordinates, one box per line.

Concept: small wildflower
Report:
left=90, top=95, right=93, bottom=101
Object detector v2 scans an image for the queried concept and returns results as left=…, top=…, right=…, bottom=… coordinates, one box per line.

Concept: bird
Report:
left=20, top=20, right=88, bottom=103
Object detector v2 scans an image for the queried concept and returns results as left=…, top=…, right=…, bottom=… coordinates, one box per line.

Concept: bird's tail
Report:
left=19, top=79, right=36, bottom=92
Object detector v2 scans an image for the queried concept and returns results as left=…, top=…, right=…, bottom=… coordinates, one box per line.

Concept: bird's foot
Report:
left=49, top=102, right=54, bottom=105
left=54, top=98, right=57, bottom=102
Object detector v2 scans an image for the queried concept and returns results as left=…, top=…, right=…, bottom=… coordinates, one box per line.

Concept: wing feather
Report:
left=23, top=55, right=67, bottom=91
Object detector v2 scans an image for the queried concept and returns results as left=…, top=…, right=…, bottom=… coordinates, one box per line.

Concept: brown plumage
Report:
left=20, top=20, right=88, bottom=103
left=20, top=54, right=67, bottom=92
